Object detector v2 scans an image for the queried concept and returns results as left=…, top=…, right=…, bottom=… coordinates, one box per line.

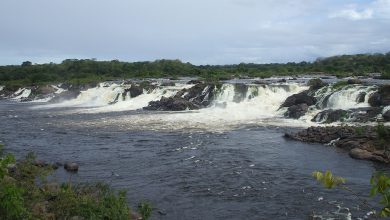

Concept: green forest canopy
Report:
left=1, top=52, right=390, bottom=87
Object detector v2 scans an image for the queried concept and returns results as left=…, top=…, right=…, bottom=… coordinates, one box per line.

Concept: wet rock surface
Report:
left=285, top=126, right=390, bottom=163
left=144, top=83, right=216, bottom=111
left=368, top=84, right=390, bottom=107
left=285, top=103, right=309, bottom=119
left=281, top=90, right=317, bottom=118
left=312, top=107, right=382, bottom=123
left=307, top=78, right=328, bottom=91
left=280, top=91, right=317, bottom=108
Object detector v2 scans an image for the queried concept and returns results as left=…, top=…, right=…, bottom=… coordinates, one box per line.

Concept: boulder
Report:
left=280, top=91, right=317, bottom=108
left=284, top=126, right=356, bottom=144
left=128, top=85, right=143, bottom=98
left=383, top=110, right=390, bottom=121
left=285, top=103, right=309, bottom=119
left=368, top=85, right=390, bottom=107
left=34, top=160, right=48, bottom=167
left=144, top=83, right=216, bottom=111
left=144, top=97, right=200, bottom=111
left=356, top=92, right=366, bottom=103
left=349, top=148, right=373, bottom=160
left=368, top=92, right=381, bottom=107
left=349, top=148, right=387, bottom=163
left=312, top=107, right=382, bottom=123
left=64, top=162, right=79, bottom=172
left=6, top=164, right=17, bottom=173
left=307, top=78, right=328, bottom=91
left=312, top=109, right=350, bottom=123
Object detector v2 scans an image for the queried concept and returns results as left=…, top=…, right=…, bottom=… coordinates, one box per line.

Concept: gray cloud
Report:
left=0, top=0, right=389, bottom=65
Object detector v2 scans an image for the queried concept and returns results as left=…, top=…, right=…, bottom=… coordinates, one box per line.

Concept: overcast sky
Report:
left=0, top=0, right=389, bottom=65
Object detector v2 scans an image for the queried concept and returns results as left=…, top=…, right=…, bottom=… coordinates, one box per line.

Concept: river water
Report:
left=1, top=80, right=389, bottom=219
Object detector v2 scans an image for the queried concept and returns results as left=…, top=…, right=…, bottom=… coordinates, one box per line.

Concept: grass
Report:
left=0, top=146, right=148, bottom=220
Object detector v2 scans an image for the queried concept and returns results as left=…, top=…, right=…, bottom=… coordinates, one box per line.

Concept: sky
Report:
left=0, top=0, right=389, bottom=65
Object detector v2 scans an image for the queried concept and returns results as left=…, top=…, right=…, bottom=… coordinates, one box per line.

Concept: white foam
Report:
left=12, top=88, right=31, bottom=100
left=52, top=85, right=67, bottom=94
left=316, top=85, right=376, bottom=110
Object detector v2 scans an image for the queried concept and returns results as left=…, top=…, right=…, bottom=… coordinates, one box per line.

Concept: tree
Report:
left=21, top=61, right=32, bottom=67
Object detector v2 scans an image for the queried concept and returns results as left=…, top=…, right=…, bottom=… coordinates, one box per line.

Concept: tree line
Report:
left=1, top=52, right=390, bottom=87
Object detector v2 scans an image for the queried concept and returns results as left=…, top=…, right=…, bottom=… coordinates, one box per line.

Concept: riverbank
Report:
left=0, top=145, right=149, bottom=220
left=285, top=124, right=390, bottom=164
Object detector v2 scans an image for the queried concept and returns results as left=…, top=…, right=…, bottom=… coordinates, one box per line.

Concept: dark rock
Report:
left=144, top=97, right=200, bottom=111
left=383, top=110, right=390, bottom=121
left=285, top=125, right=390, bottom=163
left=130, top=212, right=142, bottom=220
left=285, top=103, right=309, bottom=119
left=356, top=92, right=366, bottom=103
left=307, top=78, right=328, bottom=91
left=233, top=84, right=248, bottom=103
left=277, top=79, right=287, bottom=83
left=285, top=126, right=356, bottom=144
left=6, top=164, right=17, bottom=173
left=144, top=83, right=216, bottom=111
left=64, top=162, right=79, bottom=172
left=51, top=162, right=63, bottom=170
left=349, top=148, right=387, bottom=163
left=160, top=82, right=176, bottom=86
left=349, top=148, right=373, bottom=160
left=368, top=92, right=381, bottom=107
left=347, top=78, right=362, bottom=84
left=158, top=210, right=167, bottom=215
left=34, top=160, right=48, bottom=167
left=187, top=80, right=203, bottom=84
left=312, top=109, right=350, bottom=123
left=128, top=85, right=143, bottom=98
left=312, top=107, right=382, bottom=123
left=368, top=85, right=390, bottom=107
left=281, top=91, right=317, bottom=108
left=253, top=80, right=269, bottom=85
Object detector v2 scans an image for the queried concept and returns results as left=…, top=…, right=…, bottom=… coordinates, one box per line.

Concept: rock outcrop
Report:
left=368, top=85, right=390, bottom=107
left=307, top=78, right=328, bottom=91
left=312, top=107, right=382, bottom=123
left=285, top=126, right=390, bottom=163
left=144, top=83, right=216, bottom=111
left=281, top=90, right=317, bottom=119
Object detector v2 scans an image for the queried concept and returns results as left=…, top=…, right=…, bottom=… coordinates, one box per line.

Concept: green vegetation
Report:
left=376, top=123, right=390, bottom=150
left=1, top=52, right=390, bottom=87
left=313, top=170, right=390, bottom=217
left=0, top=145, right=148, bottom=220
left=331, top=80, right=349, bottom=90
left=138, top=202, right=152, bottom=220
left=354, top=127, right=365, bottom=136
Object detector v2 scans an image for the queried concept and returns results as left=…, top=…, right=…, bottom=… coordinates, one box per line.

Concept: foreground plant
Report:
left=313, top=170, right=390, bottom=217
left=0, top=145, right=149, bottom=220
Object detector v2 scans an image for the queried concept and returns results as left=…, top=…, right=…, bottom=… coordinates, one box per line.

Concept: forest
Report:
left=1, top=52, right=390, bottom=87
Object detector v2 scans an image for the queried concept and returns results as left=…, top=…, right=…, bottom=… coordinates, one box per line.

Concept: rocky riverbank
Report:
left=285, top=125, right=390, bottom=163
left=0, top=147, right=149, bottom=220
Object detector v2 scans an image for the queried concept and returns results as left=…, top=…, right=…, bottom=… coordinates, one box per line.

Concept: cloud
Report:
left=330, top=8, right=373, bottom=20
left=0, top=0, right=389, bottom=65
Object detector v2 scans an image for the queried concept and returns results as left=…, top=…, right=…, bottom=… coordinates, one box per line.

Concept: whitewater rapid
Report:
left=3, top=80, right=385, bottom=131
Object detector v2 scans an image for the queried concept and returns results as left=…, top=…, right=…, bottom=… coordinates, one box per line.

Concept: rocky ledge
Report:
left=285, top=125, right=390, bottom=163
left=143, top=83, right=217, bottom=111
